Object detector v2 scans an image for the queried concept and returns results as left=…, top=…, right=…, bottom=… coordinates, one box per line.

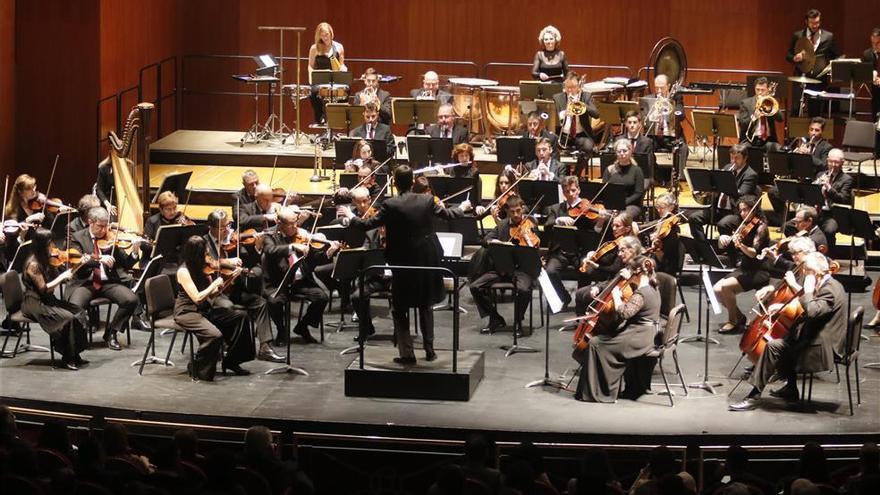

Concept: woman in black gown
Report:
left=531, top=25, right=569, bottom=82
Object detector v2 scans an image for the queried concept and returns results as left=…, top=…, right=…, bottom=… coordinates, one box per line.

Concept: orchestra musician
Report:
left=349, top=102, right=396, bottom=158
left=66, top=207, right=139, bottom=351
left=308, top=22, right=347, bottom=125
left=447, top=143, right=479, bottom=179
left=339, top=165, right=471, bottom=364
left=344, top=139, right=378, bottom=172
left=766, top=117, right=832, bottom=224
left=525, top=138, right=564, bottom=180
left=713, top=196, right=770, bottom=334
left=574, top=236, right=661, bottom=403
left=239, top=184, right=283, bottom=232
left=729, top=252, right=845, bottom=411
left=143, top=191, right=193, bottom=269
left=783, top=148, right=852, bottom=248
left=645, top=74, right=685, bottom=143
left=553, top=72, right=600, bottom=156
left=574, top=212, right=637, bottom=315
left=336, top=163, right=384, bottom=202
left=21, top=228, right=88, bottom=370
left=469, top=196, right=539, bottom=335
left=353, top=67, right=392, bottom=125
left=786, top=9, right=838, bottom=116
left=482, top=168, right=519, bottom=222
left=519, top=111, right=560, bottom=156
left=532, top=25, right=569, bottom=82
left=762, top=234, right=821, bottom=282
left=426, top=103, right=469, bottom=144
left=621, top=110, right=656, bottom=156
left=94, top=158, right=118, bottom=217
left=4, top=174, right=51, bottom=236
left=174, top=235, right=253, bottom=381
left=644, top=193, right=681, bottom=277
left=409, top=70, right=452, bottom=104
left=686, top=143, right=759, bottom=244
left=862, top=27, right=880, bottom=155
left=68, top=195, right=101, bottom=237
left=603, top=138, right=646, bottom=220
left=737, top=77, right=784, bottom=150
left=233, top=169, right=260, bottom=213
left=203, top=209, right=284, bottom=363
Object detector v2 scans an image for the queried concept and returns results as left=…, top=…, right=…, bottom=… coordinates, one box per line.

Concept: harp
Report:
left=107, top=103, right=154, bottom=233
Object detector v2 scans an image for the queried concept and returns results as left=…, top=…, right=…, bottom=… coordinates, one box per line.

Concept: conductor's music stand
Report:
left=331, top=248, right=388, bottom=344
left=407, top=136, right=452, bottom=167
left=496, top=136, right=536, bottom=167
left=266, top=256, right=310, bottom=376
left=692, top=110, right=739, bottom=171
left=392, top=97, right=439, bottom=130
left=486, top=243, right=542, bottom=357
left=519, top=80, right=563, bottom=101
left=774, top=179, right=824, bottom=226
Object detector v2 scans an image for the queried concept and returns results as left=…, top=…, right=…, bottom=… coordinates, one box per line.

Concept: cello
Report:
left=739, top=265, right=805, bottom=364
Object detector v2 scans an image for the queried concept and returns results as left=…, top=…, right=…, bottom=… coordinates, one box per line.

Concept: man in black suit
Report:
left=232, top=169, right=260, bottom=221
left=525, top=137, right=564, bottom=180
left=553, top=72, right=600, bottom=156
left=353, top=67, right=392, bottom=125
left=409, top=70, right=452, bottom=104
left=94, top=158, right=117, bottom=217
left=339, top=165, right=470, bottom=364
left=621, top=110, right=656, bottom=156
left=67, top=207, right=139, bottom=351
left=730, top=252, right=845, bottom=410
left=520, top=111, right=559, bottom=157
left=687, top=143, right=760, bottom=244
left=239, top=184, right=282, bottom=232
left=349, top=101, right=396, bottom=159
left=737, top=77, right=784, bottom=150
left=644, top=74, right=685, bottom=142
left=863, top=28, right=880, bottom=155
left=784, top=148, right=853, bottom=248
left=786, top=9, right=839, bottom=116
left=426, top=103, right=469, bottom=144
left=767, top=116, right=833, bottom=224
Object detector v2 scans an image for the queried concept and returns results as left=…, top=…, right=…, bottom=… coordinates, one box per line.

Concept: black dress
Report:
left=727, top=221, right=771, bottom=291
left=531, top=50, right=569, bottom=81
left=21, top=259, right=87, bottom=359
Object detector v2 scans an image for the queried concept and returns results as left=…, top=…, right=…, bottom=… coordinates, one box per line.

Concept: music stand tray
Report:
left=486, top=243, right=543, bottom=356
left=338, top=172, right=389, bottom=191
left=687, top=168, right=738, bottom=197
left=597, top=101, right=639, bottom=131
left=407, top=135, right=453, bottom=167
left=519, top=80, right=563, bottom=100
left=325, top=104, right=365, bottom=133
left=392, top=98, right=439, bottom=127
left=496, top=136, right=536, bottom=165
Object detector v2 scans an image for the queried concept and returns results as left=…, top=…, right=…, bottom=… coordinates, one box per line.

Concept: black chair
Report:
left=106, top=455, right=148, bottom=480
left=1, top=270, right=52, bottom=362
left=232, top=466, right=273, bottom=495
left=35, top=448, right=73, bottom=476
left=646, top=304, right=688, bottom=406
left=841, top=119, right=878, bottom=190
left=139, top=275, right=195, bottom=378
left=838, top=306, right=864, bottom=415
left=0, top=474, right=46, bottom=495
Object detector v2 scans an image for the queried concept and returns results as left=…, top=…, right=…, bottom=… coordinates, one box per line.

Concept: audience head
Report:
left=38, top=421, right=72, bottom=456
left=791, top=478, right=820, bottom=495
left=433, top=464, right=465, bottom=495
left=797, top=443, right=829, bottom=482
left=244, top=426, right=274, bottom=459
left=173, top=428, right=200, bottom=463
left=103, top=423, right=131, bottom=457
left=859, top=442, right=879, bottom=474
left=725, top=445, right=750, bottom=474
left=648, top=445, right=678, bottom=479
left=464, top=433, right=495, bottom=467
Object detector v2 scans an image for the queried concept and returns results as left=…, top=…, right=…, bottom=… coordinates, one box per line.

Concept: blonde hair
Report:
left=5, top=174, right=36, bottom=219
left=538, top=25, right=562, bottom=48
left=314, top=22, right=335, bottom=53
left=157, top=191, right=179, bottom=208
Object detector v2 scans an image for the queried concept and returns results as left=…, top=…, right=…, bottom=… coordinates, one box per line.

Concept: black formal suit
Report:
left=349, top=227, right=391, bottom=337
left=783, top=170, right=853, bottom=247
left=749, top=276, right=845, bottom=391
left=66, top=227, right=138, bottom=339
left=767, top=138, right=833, bottom=223
left=771, top=226, right=828, bottom=275
left=426, top=123, right=469, bottom=144
left=737, top=95, right=784, bottom=146
left=239, top=201, right=277, bottom=232
left=408, top=88, right=452, bottom=105
left=525, top=157, right=565, bottom=180
left=95, top=160, right=113, bottom=206
left=231, top=188, right=256, bottom=224
left=543, top=201, right=596, bottom=306
left=469, top=218, right=537, bottom=325
left=687, top=163, right=759, bottom=244
left=348, top=191, right=462, bottom=358
left=552, top=91, right=600, bottom=154
left=353, top=88, right=393, bottom=125
left=349, top=122, right=396, bottom=158
left=787, top=28, right=839, bottom=116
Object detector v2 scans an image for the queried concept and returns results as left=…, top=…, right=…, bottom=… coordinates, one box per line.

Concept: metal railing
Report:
left=483, top=62, right=634, bottom=81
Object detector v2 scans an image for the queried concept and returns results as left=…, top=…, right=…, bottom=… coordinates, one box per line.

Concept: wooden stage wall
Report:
left=5, top=0, right=878, bottom=202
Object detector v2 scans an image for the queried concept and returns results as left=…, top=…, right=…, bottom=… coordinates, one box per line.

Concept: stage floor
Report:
left=2, top=282, right=878, bottom=444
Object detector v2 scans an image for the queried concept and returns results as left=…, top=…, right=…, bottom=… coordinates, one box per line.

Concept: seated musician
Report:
left=765, top=206, right=828, bottom=274
left=67, top=207, right=139, bottom=351
left=622, top=110, right=656, bottom=156
left=643, top=193, right=681, bottom=276
left=469, top=196, right=540, bottom=335
left=767, top=117, right=833, bottom=224
left=143, top=191, right=194, bottom=268
left=783, top=148, right=852, bottom=249
left=574, top=212, right=637, bottom=315
left=645, top=74, right=685, bottom=146
left=730, top=252, right=845, bottom=410
left=483, top=168, right=519, bottom=222
left=543, top=176, right=599, bottom=309
left=449, top=143, right=479, bottom=179
left=353, top=67, right=392, bottom=125
left=409, top=70, right=452, bottom=104
left=344, top=139, right=378, bottom=172
left=68, top=195, right=102, bottom=237
left=761, top=235, right=819, bottom=281
left=603, top=138, right=646, bottom=220
left=203, top=209, right=284, bottom=363
left=4, top=173, right=52, bottom=239
left=349, top=102, right=395, bottom=159
left=525, top=138, right=564, bottom=180
left=263, top=206, right=339, bottom=345
left=308, top=22, right=347, bottom=125
left=239, top=184, right=283, bottom=232
left=553, top=72, right=600, bottom=157
left=574, top=236, right=662, bottom=403
left=532, top=25, right=569, bottom=82
left=737, top=76, right=783, bottom=150
left=687, top=142, right=760, bottom=244
left=426, top=103, right=469, bottom=144
left=174, top=235, right=253, bottom=381
left=713, top=196, right=771, bottom=334
left=233, top=169, right=260, bottom=213
left=520, top=111, right=560, bottom=156
left=336, top=163, right=384, bottom=203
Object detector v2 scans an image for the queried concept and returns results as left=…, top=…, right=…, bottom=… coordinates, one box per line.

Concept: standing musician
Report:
left=344, top=140, right=378, bottom=172
left=525, top=138, right=564, bottom=180
left=308, top=22, right=347, bottom=125
left=687, top=143, right=760, bottom=244
left=233, top=169, right=260, bottom=213
left=786, top=9, right=838, bottom=117
left=520, top=111, right=560, bottom=156
left=531, top=25, right=569, bottom=82
left=730, top=252, right=845, bottom=410
left=203, top=209, right=284, bottom=363
left=603, top=138, right=646, bottom=220
left=21, top=228, right=88, bottom=370
left=426, top=103, right=469, bottom=144
left=339, top=165, right=471, bottom=364
left=263, top=206, right=340, bottom=345
left=349, top=102, right=396, bottom=158
left=737, top=76, right=783, bottom=150
left=469, top=196, right=539, bottom=335
left=409, top=70, right=452, bottom=104
left=574, top=237, right=661, bottom=403
left=353, top=67, right=392, bottom=125
left=66, top=207, right=139, bottom=351
left=862, top=27, right=880, bottom=155
left=95, top=158, right=118, bottom=217
left=713, top=196, right=771, bottom=334
left=174, top=235, right=253, bottom=381
left=784, top=148, right=852, bottom=248
left=553, top=72, right=600, bottom=156
left=574, top=212, right=637, bottom=315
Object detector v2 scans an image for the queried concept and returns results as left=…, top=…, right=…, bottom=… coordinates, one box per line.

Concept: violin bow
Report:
left=479, top=173, right=529, bottom=219
left=109, top=201, right=125, bottom=260
left=438, top=185, right=473, bottom=205
left=236, top=196, right=241, bottom=259
left=304, top=195, right=326, bottom=255
left=41, top=155, right=61, bottom=216
left=351, top=156, right=392, bottom=191
left=1, top=175, right=8, bottom=227
left=181, top=188, right=193, bottom=218
left=366, top=181, right=390, bottom=212
left=268, top=155, right=279, bottom=187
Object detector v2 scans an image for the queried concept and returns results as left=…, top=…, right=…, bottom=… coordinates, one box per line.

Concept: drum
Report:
left=449, top=77, right=498, bottom=132
left=283, top=84, right=311, bottom=100
left=317, top=83, right=349, bottom=101
left=624, top=79, right=649, bottom=100
left=482, top=85, right=521, bottom=133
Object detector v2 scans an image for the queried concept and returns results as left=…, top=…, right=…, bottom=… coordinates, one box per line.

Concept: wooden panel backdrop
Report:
left=0, top=0, right=14, bottom=183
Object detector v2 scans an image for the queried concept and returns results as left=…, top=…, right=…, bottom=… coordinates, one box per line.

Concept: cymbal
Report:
left=794, top=37, right=816, bottom=74
left=788, top=75, right=821, bottom=85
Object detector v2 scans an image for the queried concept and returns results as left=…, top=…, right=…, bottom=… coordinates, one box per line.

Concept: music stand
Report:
left=830, top=61, right=873, bottom=119
left=407, top=136, right=452, bottom=167
left=767, top=152, right=815, bottom=180
left=266, top=256, right=310, bottom=376
left=831, top=205, right=876, bottom=316
left=152, top=172, right=192, bottom=204
left=579, top=181, right=627, bottom=212
left=549, top=226, right=601, bottom=256
left=150, top=224, right=208, bottom=260
left=486, top=243, right=542, bottom=357
left=774, top=179, right=824, bottom=226
left=331, top=247, right=388, bottom=340
left=518, top=180, right=560, bottom=215
left=519, top=80, right=563, bottom=101
left=692, top=111, right=739, bottom=171
left=392, top=97, right=439, bottom=129
left=525, top=269, right=569, bottom=390
left=317, top=224, right=367, bottom=249
left=679, top=235, right=727, bottom=394
left=686, top=167, right=738, bottom=240
left=496, top=136, right=536, bottom=166
left=597, top=101, right=639, bottom=143
left=426, top=176, right=475, bottom=203
left=325, top=104, right=365, bottom=135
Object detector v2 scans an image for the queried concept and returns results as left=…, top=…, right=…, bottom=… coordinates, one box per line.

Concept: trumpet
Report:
left=793, top=135, right=816, bottom=154
left=359, top=86, right=380, bottom=107
left=416, top=89, right=435, bottom=100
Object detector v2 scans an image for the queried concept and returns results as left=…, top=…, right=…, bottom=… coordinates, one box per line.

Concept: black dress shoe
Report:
left=130, top=316, right=151, bottom=331
left=74, top=356, right=89, bottom=366
left=104, top=334, right=122, bottom=351
left=257, top=348, right=286, bottom=363
left=294, top=326, right=319, bottom=344
left=480, top=316, right=506, bottom=334
left=425, top=349, right=437, bottom=362
left=393, top=356, right=417, bottom=365
left=769, top=385, right=799, bottom=401
left=728, top=398, right=760, bottom=411
left=61, top=360, right=79, bottom=371
left=225, top=364, right=251, bottom=376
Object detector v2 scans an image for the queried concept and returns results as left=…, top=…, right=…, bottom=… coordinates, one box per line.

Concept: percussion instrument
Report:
left=794, top=36, right=817, bottom=75
left=787, top=75, right=821, bottom=85
left=482, top=85, right=521, bottom=133
left=648, top=37, right=688, bottom=87
left=450, top=77, right=498, bottom=133
left=282, top=84, right=311, bottom=100
left=317, top=83, right=349, bottom=101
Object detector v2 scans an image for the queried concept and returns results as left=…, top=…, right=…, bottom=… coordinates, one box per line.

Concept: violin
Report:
left=222, top=228, right=260, bottom=252
left=95, top=232, right=133, bottom=251
left=293, top=232, right=343, bottom=252
left=3, top=219, right=39, bottom=235
left=28, top=195, right=73, bottom=215
left=509, top=218, right=541, bottom=248
left=567, top=198, right=607, bottom=221
left=757, top=230, right=810, bottom=261
left=730, top=200, right=762, bottom=244
left=579, top=238, right=622, bottom=272
left=646, top=213, right=682, bottom=252
left=49, top=247, right=84, bottom=267
left=173, top=212, right=195, bottom=226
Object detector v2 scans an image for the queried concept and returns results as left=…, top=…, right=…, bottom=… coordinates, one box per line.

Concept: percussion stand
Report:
left=257, top=26, right=306, bottom=144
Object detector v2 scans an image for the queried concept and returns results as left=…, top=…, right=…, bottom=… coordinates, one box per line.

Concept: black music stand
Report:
left=407, top=136, right=453, bottom=167
left=311, top=69, right=353, bottom=89
left=518, top=180, right=559, bottom=216
left=317, top=224, right=367, bottom=249
left=775, top=179, right=824, bottom=226
left=336, top=137, right=391, bottom=165
left=486, top=243, right=542, bottom=357
left=392, top=97, right=439, bottom=129
left=692, top=111, right=739, bottom=171
left=331, top=248, right=388, bottom=346
left=152, top=172, right=192, bottom=204
left=519, top=80, right=563, bottom=100
left=579, top=181, right=627, bottom=213
left=679, top=235, right=727, bottom=395
left=597, top=101, right=639, bottom=143
left=266, top=256, right=310, bottom=376
left=325, top=104, right=365, bottom=135
left=9, top=240, right=33, bottom=277
left=434, top=217, right=481, bottom=246
left=426, top=176, right=475, bottom=204
left=686, top=167, right=737, bottom=240
left=830, top=61, right=873, bottom=119
left=150, top=224, right=208, bottom=260
left=831, top=205, right=876, bottom=316
left=767, top=152, right=815, bottom=180
left=496, top=136, right=536, bottom=166
left=524, top=269, right=569, bottom=390
left=550, top=225, right=601, bottom=256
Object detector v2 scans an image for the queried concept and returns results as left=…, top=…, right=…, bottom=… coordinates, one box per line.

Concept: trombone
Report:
left=559, top=98, right=587, bottom=149
left=746, top=82, right=779, bottom=143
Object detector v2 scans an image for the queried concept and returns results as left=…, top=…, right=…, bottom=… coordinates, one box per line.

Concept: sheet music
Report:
left=702, top=269, right=723, bottom=315
left=539, top=269, right=564, bottom=314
